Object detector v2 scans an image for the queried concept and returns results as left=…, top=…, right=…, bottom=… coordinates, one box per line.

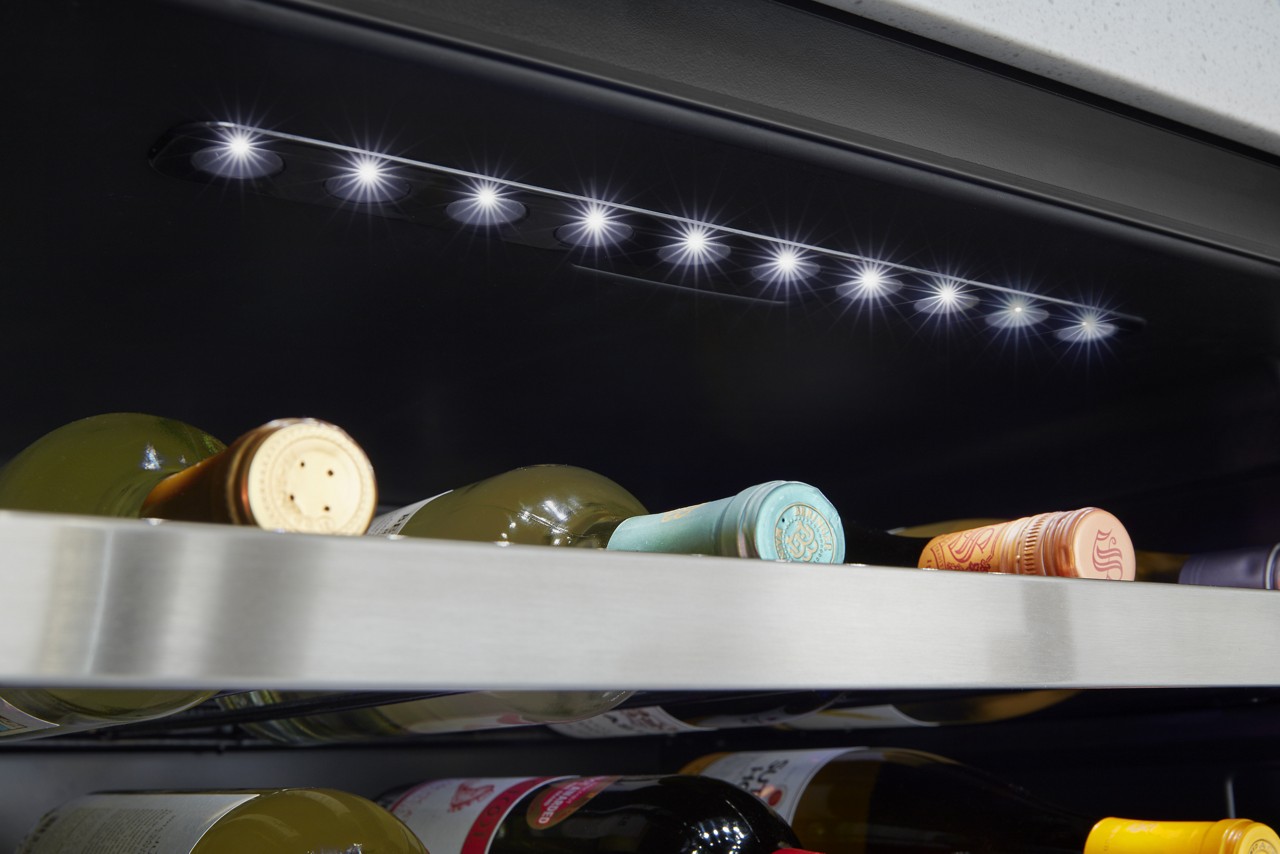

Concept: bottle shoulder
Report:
left=0, top=412, right=225, bottom=516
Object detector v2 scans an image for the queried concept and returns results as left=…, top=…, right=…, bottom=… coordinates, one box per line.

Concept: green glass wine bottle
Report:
left=0, top=411, right=378, bottom=533
left=369, top=463, right=846, bottom=562
left=17, top=788, right=427, bottom=853
left=217, top=465, right=845, bottom=745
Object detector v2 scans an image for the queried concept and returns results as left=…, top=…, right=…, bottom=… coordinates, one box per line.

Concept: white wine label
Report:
left=386, top=776, right=570, bottom=854
left=780, top=704, right=939, bottom=730
left=0, top=700, right=58, bottom=737
left=691, top=748, right=865, bottom=823
left=367, top=491, right=450, bottom=536
left=548, top=706, right=713, bottom=738
left=17, top=792, right=258, bottom=852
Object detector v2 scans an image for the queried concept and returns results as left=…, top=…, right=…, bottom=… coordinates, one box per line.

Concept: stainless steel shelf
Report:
left=1, top=509, right=1276, bottom=691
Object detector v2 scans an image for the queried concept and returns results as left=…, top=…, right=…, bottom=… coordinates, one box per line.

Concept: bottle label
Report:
left=524, top=777, right=618, bottom=830
left=17, top=792, right=258, bottom=852
left=549, top=706, right=714, bottom=738
left=385, top=776, right=570, bottom=854
left=0, top=700, right=58, bottom=737
left=367, top=491, right=450, bottom=536
left=780, top=704, right=938, bottom=730
left=689, top=748, right=868, bottom=823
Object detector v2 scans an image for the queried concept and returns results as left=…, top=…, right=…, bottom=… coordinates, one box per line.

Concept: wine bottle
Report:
left=1178, top=543, right=1280, bottom=590
left=0, top=412, right=378, bottom=743
left=218, top=688, right=635, bottom=744
left=893, top=518, right=1181, bottom=583
left=369, top=464, right=846, bottom=562
left=683, top=747, right=1280, bottom=854
left=846, top=509, right=1134, bottom=580
left=379, top=774, right=818, bottom=854
left=17, top=787, right=427, bottom=853
left=226, top=471, right=845, bottom=742
left=0, top=412, right=378, bottom=535
left=776, top=689, right=1080, bottom=730
left=549, top=690, right=840, bottom=738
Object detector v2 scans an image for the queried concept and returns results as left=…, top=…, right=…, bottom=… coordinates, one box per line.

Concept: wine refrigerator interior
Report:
left=4, top=0, right=1280, bottom=849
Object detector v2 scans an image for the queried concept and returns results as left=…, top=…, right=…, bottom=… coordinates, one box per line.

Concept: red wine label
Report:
left=386, top=777, right=569, bottom=854
left=525, top=776, right=618, bottom=830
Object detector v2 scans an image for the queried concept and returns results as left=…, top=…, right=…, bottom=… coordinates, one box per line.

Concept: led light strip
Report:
left=150, top=121, right=1144, bottom=342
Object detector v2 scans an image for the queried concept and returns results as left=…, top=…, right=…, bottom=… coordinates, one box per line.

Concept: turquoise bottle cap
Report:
left=725, top=481, right=845, bottom=563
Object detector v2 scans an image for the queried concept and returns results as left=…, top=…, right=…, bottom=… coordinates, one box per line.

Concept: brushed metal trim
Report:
left=1, top=510, right=1275, bottom=690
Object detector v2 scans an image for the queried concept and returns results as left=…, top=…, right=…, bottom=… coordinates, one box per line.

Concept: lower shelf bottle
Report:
left=774, top=689, right=1080, bottom=730
left=682, top=747, right=1280, bottom=854
left=549, top=690, right=840, bottom=738
left=17, top=787, right=428, bottom=853
left=218, top=689, right=634, bottom=744
left=379, top=773, right=819, bottom=854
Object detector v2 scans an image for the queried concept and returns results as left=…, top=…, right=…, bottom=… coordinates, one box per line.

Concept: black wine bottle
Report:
left=684, top=747, right=1279, bottom=854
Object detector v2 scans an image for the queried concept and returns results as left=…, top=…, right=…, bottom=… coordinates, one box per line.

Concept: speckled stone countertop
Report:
left=818, top=0, right=1280, bottom=157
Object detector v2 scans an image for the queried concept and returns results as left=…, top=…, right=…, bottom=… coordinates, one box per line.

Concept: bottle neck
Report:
left=1086, top=818, right=1280, bottom=854
left=139, top=419, right=376, bottom=534
left=606, top=481, right=844, bottom=562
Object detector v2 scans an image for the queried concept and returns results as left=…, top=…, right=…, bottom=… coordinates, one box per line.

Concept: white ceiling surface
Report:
left=818, top=0, right=1280, bottom=157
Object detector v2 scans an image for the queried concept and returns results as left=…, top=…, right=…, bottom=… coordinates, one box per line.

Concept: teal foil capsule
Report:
left=606, top=481, right=845, bottom=563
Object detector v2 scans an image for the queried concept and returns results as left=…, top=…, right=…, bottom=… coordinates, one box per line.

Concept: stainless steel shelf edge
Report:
left=1, top=510, right=1275, bottom=690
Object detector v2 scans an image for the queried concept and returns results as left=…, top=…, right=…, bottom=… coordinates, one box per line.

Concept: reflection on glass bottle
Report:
left=380, top=774, right=816, bottom=854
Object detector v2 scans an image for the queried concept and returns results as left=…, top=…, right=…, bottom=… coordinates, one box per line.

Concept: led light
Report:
left=986, top=296, right=1050, bottom=329
left=657, top=224, right=730, bottom=266
left=446, top=182, right=527, bottom=226
left=1056, top=311, right=1118, bottom=343
left=556, top=203, right=633, bottom=247
left=754, top=246, right=819, bottom=285
left=838, top=263, right=902, bottom=300
left=915, top=279, right=980, bottom=315
left=325, top=156, right=411, bottom=204
left=191, top=130, right=283, bottom=179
